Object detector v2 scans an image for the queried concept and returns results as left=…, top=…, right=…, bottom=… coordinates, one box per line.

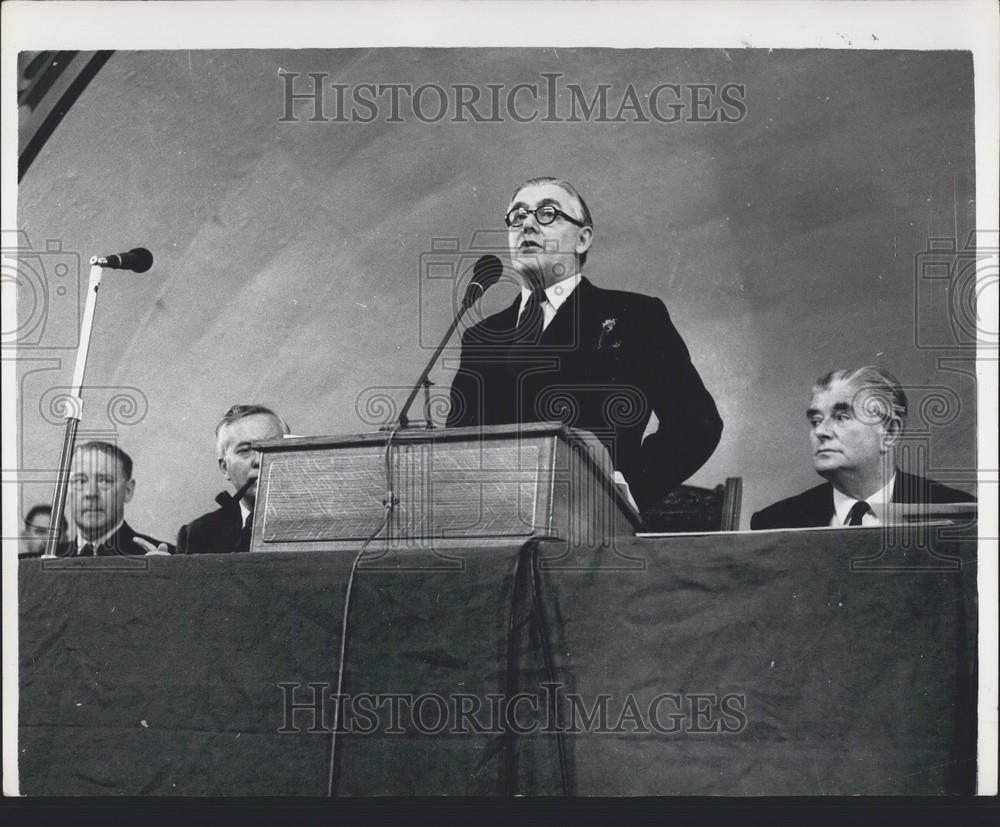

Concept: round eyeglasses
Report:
left=505, top=205, right=587, bottom=229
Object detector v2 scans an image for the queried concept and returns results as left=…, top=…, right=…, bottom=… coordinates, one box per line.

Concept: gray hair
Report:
left=73, top=440, right=134, bottom=479
left=813, top=366, right=909, bottom=428
left=215, top=404, right=290, bottom=457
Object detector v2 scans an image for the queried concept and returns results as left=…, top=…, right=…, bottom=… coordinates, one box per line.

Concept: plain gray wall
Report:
left=14, top=48, right=977, bottom=537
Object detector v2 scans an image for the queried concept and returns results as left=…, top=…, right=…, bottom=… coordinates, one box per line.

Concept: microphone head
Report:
left=463, top=255, right=503, bottom=307
left=127, top=247, right=154, bottom=273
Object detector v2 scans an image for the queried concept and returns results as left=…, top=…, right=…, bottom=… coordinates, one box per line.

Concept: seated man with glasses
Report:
left=447, top=176, right=722, bottom=512
left=55, top=440, right=172, bottom=557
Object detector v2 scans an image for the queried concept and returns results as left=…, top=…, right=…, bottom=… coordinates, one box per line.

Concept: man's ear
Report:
left=881, top=417, right=902, bottom=451
left=576, top=226, right=594, bottom=257
left=218, top=455, right=230, bottom=480
left=124, top=478, right=135, bottom=504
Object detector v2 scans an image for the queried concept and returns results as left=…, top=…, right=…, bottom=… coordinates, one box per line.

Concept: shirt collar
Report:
left=77, top=519, right=125, bottom=551
left=239, top=499, right=252, bottom=526
left=519, top=273, right=582, bottom=314
left=832, top=472, right=897, bottom=525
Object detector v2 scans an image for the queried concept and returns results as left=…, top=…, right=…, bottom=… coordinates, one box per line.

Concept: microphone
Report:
left=95, top=248, right=153, bottom=273
left=462, top=254, right=503, bottom=309
left=397, top=254, right=504, bottom=428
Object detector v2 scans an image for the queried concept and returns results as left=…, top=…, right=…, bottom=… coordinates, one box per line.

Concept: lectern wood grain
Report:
left=252, top=423, right=642, bottom=552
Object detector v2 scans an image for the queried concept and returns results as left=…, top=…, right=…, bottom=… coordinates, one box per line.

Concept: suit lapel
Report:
left=221, top=506, right=243, bottom=552
left=891, top=470, right=922, bottom=504
left=473, top=296, right=520, bottom=345
left=102, top=522, right=133, bottom=556
left=817, top=484, right=836, bottom=525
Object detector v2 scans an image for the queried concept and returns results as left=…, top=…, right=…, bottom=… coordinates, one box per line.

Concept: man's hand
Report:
left=133, top=537, right=171, bottom=556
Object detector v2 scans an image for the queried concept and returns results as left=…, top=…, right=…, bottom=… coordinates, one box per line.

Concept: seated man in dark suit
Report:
left=447, top=176, right=722, bottom=512
left=177, top=404, right=290, bottom=554
left=751, top=366, right=975, bottom=529
left=19, top=504, right=67, bottom=559
left=56, top=441, right=171, bottom=556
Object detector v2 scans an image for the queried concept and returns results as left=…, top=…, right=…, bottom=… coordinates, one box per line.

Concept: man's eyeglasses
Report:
left=69, top=474, right=119, bottom=490
left=505, top=205, right=588, bottom=229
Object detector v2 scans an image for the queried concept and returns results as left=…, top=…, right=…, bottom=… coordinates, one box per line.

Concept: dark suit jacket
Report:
left=177, top=500, right=243, bottom=555
left=447, top=277, right=723, bottom=511
left=750, top=470, right=976, bottom=530
left=56, top=521, right=173, bottom=557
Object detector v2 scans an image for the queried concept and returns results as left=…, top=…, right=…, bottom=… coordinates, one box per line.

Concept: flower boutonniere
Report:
left=596, top=317, right=620, bottom=350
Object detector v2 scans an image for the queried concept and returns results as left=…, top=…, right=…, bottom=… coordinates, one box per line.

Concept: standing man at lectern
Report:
left=177, top=404, right=290, bottom=554
left=447, top=176, right=723, bottom=512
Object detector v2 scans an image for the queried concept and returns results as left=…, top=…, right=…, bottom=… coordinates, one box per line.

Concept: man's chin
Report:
left=77, top=522, right=111, bottom=540
left=511, top=256, right=543, bottom=280
left=813, top=457, right=841, bottom=477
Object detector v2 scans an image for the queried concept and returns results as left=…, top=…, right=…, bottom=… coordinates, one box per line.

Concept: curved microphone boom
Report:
left=94, top=247, right=154, bottom=273
left=397, top=254, right=503, bottom=428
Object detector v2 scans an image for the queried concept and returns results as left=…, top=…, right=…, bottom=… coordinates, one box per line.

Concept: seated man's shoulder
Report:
left=750, top=482, right=831, bottom=530
left=185, top=506, right=232, bottom=531
left=586, top=281, right=662, bottom=312
left=177, top=505, right=241, bottom=554
left=896, top=472, right=976, bottom=504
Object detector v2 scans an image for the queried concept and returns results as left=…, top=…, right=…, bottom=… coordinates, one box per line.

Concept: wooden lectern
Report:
left=250, top=422, right=645, bottom=552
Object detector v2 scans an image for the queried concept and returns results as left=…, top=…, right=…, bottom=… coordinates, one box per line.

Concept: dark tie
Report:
left=78, top=543, right=95, bottom=557
left=846, top=501, right=871, bottom=526
left=236, top=511, right=254, bottom=553
left=512, top=287, right=546, bottom=346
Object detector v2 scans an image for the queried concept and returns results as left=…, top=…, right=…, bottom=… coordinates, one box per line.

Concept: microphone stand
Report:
left=396, top=307, right=470, bottom=429
left=44, top=259, right=104, bottom=557
left=372, top=257, right=499, bottom=548
left=396, top=254, right=501, bottom=430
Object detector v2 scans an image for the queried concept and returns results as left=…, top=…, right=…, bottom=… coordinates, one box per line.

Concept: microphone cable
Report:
left=326, top=423, right=400, bottom=796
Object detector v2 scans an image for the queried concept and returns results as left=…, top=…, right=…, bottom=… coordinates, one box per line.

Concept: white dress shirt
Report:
left=517, top=273, right=582, bottom=331
left=830, top=473, right=897, bottom=527
left=76, top=519, right=125, bottom=553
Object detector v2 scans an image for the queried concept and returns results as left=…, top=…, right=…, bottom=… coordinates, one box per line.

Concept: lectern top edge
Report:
left=252, top=421, right=584, bottom=451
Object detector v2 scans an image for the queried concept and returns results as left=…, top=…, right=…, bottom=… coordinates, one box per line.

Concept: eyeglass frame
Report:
left=504, top=204, right=589, bottom=229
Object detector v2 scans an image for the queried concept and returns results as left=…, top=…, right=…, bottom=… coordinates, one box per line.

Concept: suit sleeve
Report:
left=446, top=327, right=481, bottom=429
left=176, top=523, right=191, bottom=555
left=633, top=297, right=723, bottom=509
